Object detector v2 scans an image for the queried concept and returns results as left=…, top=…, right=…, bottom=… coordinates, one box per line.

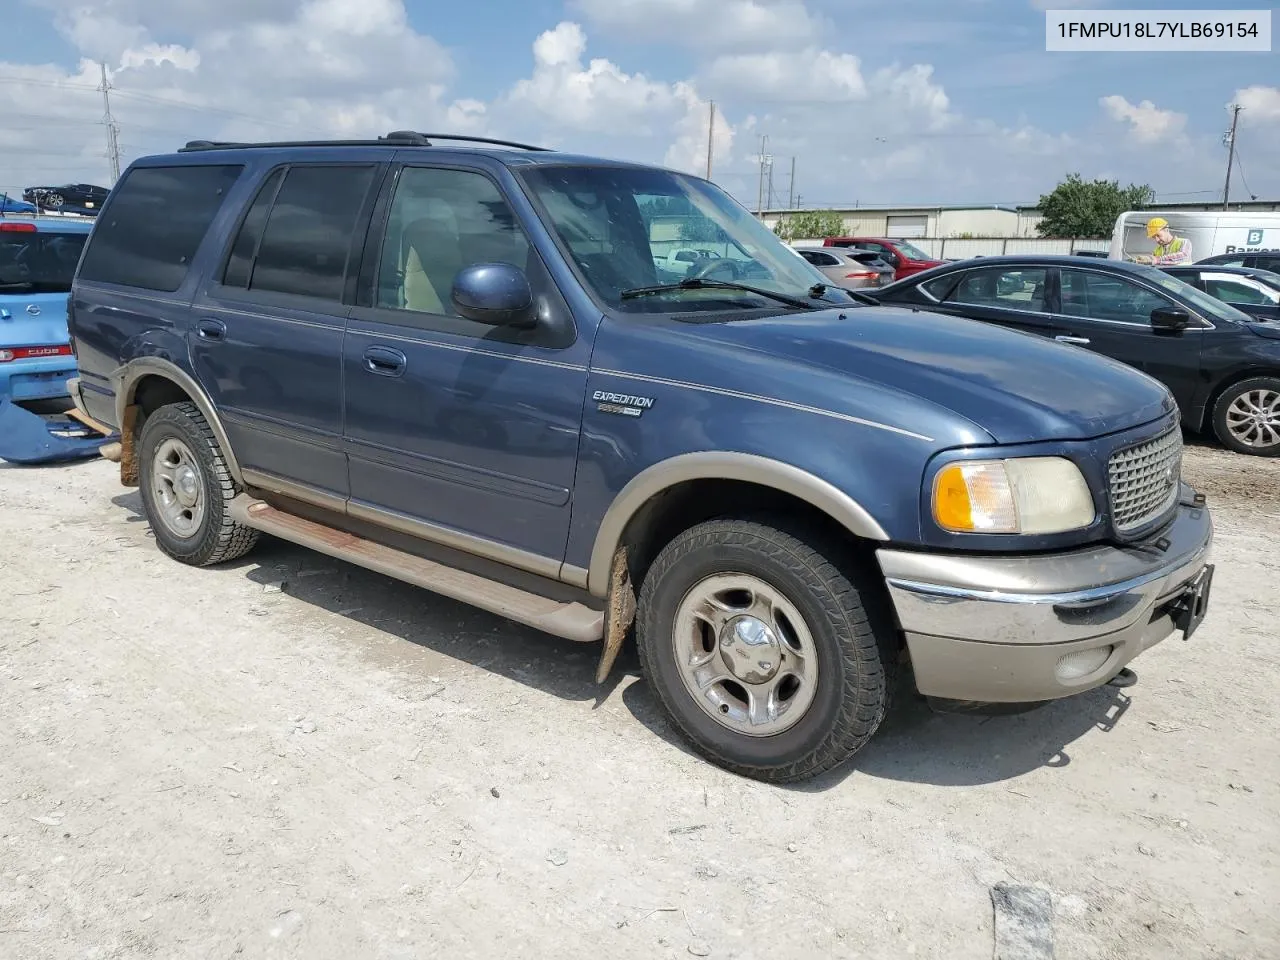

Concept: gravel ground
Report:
left=1, top=441, right=1278, bottom=960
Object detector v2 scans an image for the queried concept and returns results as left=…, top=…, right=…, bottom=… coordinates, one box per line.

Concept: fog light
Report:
left=1055, top=645, right=1114, bottom=681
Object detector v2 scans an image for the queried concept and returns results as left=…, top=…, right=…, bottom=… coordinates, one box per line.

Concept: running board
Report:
left=228, top=495, right=604, bottom=643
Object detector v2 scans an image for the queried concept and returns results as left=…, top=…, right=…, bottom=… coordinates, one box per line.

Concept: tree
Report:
left=1035, top=174, right=1155, bottom=239
left=773, top=210, right=846, bottom=241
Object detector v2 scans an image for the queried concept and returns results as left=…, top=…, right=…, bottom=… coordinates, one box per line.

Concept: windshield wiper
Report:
left=0, top=281, right=35, bottom=291
left=808, top=282, right=879, bottom=307
left=620, top=278, right=816, bottom=310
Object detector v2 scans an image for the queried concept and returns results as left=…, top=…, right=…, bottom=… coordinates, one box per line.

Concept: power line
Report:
left=1233, top=150, right=1257, bottom=201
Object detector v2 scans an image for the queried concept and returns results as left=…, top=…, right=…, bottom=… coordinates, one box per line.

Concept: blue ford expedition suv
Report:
left=66, top=133, right=1215, bottom=782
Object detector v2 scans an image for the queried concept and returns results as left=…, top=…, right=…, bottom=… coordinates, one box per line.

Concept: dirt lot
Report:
left=2, top=441, right=1278, bottom=960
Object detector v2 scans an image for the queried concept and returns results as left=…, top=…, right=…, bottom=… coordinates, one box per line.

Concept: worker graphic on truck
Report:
left=1132, top=217, right=1193, bottom=265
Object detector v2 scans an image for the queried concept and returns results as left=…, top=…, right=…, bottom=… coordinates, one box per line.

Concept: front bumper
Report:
left=877, top=489, right=1213, bottom=702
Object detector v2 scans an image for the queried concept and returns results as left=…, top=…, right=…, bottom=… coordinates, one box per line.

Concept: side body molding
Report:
left=112, top=356, right=247, bottom=486
left=585, top=451, right=891, bottom=596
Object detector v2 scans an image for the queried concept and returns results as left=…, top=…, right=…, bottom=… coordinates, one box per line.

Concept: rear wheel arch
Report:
left=114, top=358, right=244, bottom=487
left=585, top=452, right=891, bottom=597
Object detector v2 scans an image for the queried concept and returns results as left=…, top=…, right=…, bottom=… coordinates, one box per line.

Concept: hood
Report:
left=1247, top=320, right=1280, bottom=340
left=0, top=292, right=71, bottom=349
left=621, top=305, right=1175, bottom=446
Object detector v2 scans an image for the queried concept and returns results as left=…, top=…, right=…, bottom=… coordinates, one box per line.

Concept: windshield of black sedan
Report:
left=519, top=165, right=850, bottom=313
left=1141, top=267, right=1255, bottom=324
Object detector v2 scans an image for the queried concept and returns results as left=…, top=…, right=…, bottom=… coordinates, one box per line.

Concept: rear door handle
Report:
left=363, top=345, right=407, bottom=377
left=196, top=318, right=227, bottom=342
left=1055, top=335, right=1091, bottom=345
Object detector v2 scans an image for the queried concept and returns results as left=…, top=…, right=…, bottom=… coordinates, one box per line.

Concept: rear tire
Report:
left=137, top=402, right=259, bottom=566
left=1211, top=376, right=1280, bottom=456
left=635, top=518, right=896, bottom=783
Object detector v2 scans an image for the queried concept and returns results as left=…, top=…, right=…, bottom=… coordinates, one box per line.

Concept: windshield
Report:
left=0, top=231, right=87, bottom=293
left=1139, top=267, right=1256, bottom=324
left=518, top=165, right=852, bottom=313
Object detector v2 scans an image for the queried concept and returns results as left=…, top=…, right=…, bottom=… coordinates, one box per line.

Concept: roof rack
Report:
left=179, top=131, right=552, bottom=153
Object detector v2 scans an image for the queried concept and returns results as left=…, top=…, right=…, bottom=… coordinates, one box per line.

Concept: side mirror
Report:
left=451, top=263, right=536, bottom=328
left=1150, top=306, right=1191, bottom=332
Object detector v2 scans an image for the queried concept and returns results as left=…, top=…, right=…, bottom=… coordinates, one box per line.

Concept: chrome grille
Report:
left=1108, top=428, right=1183, bottom=533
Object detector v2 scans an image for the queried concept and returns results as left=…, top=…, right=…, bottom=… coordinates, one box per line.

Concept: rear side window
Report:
left=223, top=168, right=284, bottom=289
left=77, top=165, right=242, bottom=292
left=232, top=164, right=375, bottom=302
left=0, top=230, right=88, bottom=294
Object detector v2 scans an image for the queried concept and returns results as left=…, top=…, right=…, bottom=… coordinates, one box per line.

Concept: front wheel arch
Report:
left=585, top=452, right=891, bottom=597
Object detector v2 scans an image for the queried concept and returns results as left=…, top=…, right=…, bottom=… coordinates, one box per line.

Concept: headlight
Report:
left=933, top=457, right=1095, bottom=534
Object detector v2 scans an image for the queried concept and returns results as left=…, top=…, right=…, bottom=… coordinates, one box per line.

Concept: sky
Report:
left=2, top=0, right=1278, bottom=213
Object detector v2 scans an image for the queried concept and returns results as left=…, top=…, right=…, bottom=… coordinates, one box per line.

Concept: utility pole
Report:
left=99, top=62, right=121, bottom=183
left=1222, top=103, right=1242, bottom=210
left=756, top=135, right=770, bottom=216
left=787, top=157, right=796, bottom=208
left=705, top=101, right=715, bottom=180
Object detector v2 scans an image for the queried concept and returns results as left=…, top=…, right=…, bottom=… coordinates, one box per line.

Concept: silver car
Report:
left=793, top=246, right=892, bottom=290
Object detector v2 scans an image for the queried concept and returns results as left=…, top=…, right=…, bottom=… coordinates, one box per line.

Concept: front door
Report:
left=1051, top=266, right=1205, bottom=413
left=192, top=162, right=382, bottom=500
left=343, top=163, right=589, bottom=571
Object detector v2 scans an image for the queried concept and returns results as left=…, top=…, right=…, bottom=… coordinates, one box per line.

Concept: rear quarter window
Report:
left=77, top=164, right=243, bottom=292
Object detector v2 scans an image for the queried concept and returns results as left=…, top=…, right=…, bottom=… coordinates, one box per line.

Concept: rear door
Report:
left=0, top=224, right=88, bottom=399
left=192, top=161, right=383, bottom=500
left=923, top=263, right=1065, bottom=340
left=1051, top=266, right=1205, bottom=411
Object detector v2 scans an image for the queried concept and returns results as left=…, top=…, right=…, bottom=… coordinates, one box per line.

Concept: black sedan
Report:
left=873, top=255, right=1280, bottom=456
left=22, top=183, right=109, bottom=215
left=1162, top=264, right=1280, bottom=322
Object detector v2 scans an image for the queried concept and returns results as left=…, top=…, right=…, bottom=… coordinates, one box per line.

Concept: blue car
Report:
left=1, top=216, right=94, bottom=403
left=1, top=193, right=37, bottom=214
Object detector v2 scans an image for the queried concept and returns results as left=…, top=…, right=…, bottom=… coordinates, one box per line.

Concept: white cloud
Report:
left=706, top=50, right=867, bottom=102
left=571, top=0, right=820, bottom=49
left=1234, top=85, right=1280, bottom=123
left=1100, top=94, right=1187, bottom=143
left=505, top=22, right=692, bottom=136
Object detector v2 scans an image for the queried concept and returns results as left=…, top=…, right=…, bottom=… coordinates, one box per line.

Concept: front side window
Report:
left=0, top=231, right=88, bottom=293
left=1060, top=269, right=1171, bottom=323
left=375, top=166, right=531, bottom=316
left=78, top=164, right=242, bottom=292
left=247, top=164, right=375, bottom=302
left=946, top=267, right=1048, bottom=312
left=519, top=165, right=847, bottom=314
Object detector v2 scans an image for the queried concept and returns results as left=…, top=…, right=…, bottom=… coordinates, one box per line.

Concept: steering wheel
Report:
left=688, top=257, right=742, bottom=281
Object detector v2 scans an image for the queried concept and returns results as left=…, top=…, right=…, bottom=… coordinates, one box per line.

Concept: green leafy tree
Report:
left=1035, top=174, right=1155, bottom=239
left=773, top=210, right=846, bottom=241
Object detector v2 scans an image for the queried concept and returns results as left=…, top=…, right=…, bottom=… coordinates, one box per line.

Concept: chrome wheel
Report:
left=672, top=573, right=818, bottom=737
left=1225, top=388, right=1280, bottom=450
left=150, top=437, right=206, bottom=539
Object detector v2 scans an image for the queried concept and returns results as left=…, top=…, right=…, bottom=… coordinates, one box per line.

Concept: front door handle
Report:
left=196, top=318, right=227, bottom=342
left=363, top=345, right=407, bottom=377
left=1055, top=335, right=1091, bottom=345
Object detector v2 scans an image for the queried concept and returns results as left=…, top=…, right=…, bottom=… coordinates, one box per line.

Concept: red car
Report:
left=822, top=237, right=944, bottom=281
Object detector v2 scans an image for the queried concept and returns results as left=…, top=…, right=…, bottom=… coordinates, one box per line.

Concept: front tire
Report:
left=636, top=519, right=896, bottom=783
left=137, top=401, right=259, bottom=566
left=1212, top=377, right=1280, bottom=456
